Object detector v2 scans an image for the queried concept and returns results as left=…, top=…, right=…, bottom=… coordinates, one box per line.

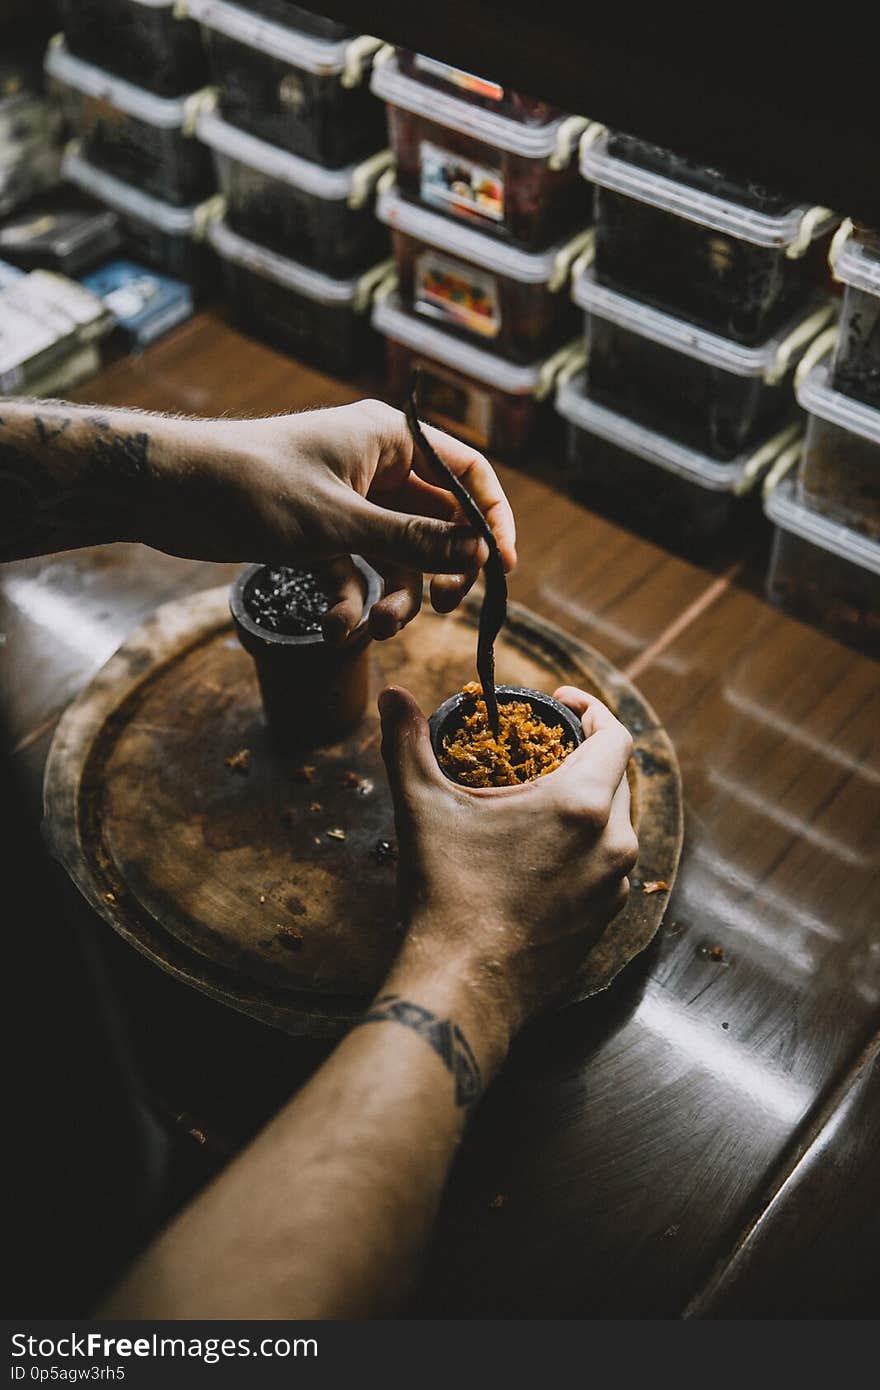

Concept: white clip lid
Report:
left=196, top=108, right=389, bottom=203
left=371, top=52, right=583, bottom=162
left=830, top=222, right=880, bottom=297
left=62, top=143, right=214, bottom=234
left=373, top=290, right=568, bottom=394
left=45, top=36, right=205, bottom=128
left=184, top=0, right=377, bottom=79
left=766, top=471, right=880, bottom=577
left=582, top=130, right=838, bottom=251
left=208, top=217, right=379, bottom=306
left=556, top=370, right=798, bottom=494
left=574, top=268, right=835, bottom=382
left=796, top=353, right=880, bottom=449
left=376, top=182, right=587, bottom=286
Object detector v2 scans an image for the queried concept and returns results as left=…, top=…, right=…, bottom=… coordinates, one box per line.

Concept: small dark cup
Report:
left=230, top=558, right=382, bottom=750
left=429, top=684, right=585, bottom=785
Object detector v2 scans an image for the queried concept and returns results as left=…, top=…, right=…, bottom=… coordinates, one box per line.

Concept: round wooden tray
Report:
left=43, top=585, right=683, bottom=1037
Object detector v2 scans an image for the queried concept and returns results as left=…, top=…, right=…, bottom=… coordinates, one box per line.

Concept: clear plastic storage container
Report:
left=378, top=181, right=589, bottom=363
left=556, top=368, right=799, bottom=543
left=576, top=267, right=833, bottom=460
left=765, top=465, right=880, bottom=655
left=582, top=129, right=837, bottom=345
left=208, top=217, right=392, bottom=374
left=372, top=51, right=590, bottom=251
left=374, top=289, right=579, bottom=457
left=62, top=143, right=221, bottom=282
left=235, top=2, right=350, bottom=37
left=394, top=50, right=557, bottom=126
left=46, top=39, right=216, bottom=208
left=829, top=220, right=880, bottom=409
left=796, top=333, right=880, bottom=540
left=197, top=108, right=390, bottom=276
left=605, top=132, right=797, bottom=215
left=187, top=0, right=384, bottom=168
left=57, top=0, right=207, bottom=98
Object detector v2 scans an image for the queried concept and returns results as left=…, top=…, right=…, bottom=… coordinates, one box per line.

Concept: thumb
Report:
left=346, top=494, right=488, bottom=575
left=378, top=685, right=440, bottom=793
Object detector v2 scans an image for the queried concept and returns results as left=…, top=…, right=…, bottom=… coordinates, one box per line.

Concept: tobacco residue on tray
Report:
left=440, top=682, right=573, bottom=788
left=246, top=566, right=330, bottom=636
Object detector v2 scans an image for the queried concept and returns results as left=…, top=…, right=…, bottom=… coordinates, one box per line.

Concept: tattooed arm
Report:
left=0, top=398, right=517, bottom=639
left=102, top=686, right=636, bottom=1319
left=0, top=401, right=163, bottom=561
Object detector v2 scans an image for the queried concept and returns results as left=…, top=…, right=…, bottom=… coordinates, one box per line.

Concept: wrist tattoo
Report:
left=358, top=995, right=482, bottom=1108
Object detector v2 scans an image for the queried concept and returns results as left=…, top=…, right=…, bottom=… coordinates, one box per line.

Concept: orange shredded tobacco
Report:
left=440, top=682, right=573, bottom=787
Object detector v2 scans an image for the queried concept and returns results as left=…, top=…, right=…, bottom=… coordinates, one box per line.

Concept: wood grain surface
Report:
left=3, top=311, right=879, bottom=1317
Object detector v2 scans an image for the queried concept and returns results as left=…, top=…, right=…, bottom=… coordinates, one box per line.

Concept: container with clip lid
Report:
left=828, top=219, right=880, bottom=409
left=45, top=37, right=216, bottom=208
left=378, top=179, right=589, bottom=363
left=604, top=132, right=799, bottom=215
left=556, top=368, right=800, bottom=546
left=62, top=142, right=221, bottom=283
left=372, top=49, right=591, bottom=251
left=208, top=217, right=392, bottom=374
left=576, top=265, right=833, bottom=460
left=197, top=107, right=390, bottom=276
left=764, top=447, right=880, bottom=655
left=186, top=0, right=385, bottom=167
left=374, top=287, right=581, bottom=457
left=795, top=328, right=880, bottom=540
left=233, top=1, right=351, bottom=40
left=394, top=50, right=558, bottom=127
left=582, top=128, right=838, bottom=345
left=57, top=0, right=207, bottom=98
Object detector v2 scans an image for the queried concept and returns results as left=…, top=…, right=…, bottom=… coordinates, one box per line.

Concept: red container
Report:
left=371, top=51, right=590, bottom=250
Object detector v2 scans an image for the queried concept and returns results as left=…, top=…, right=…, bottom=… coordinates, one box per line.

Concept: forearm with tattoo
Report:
left=0, top=402, right=154, bottom=561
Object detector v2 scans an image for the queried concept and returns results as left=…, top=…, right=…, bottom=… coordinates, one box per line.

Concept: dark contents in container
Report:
left=68, top=100, right=215, bottom=209
left=594, top=186, right=828, bottom=345
left=800, top=415, right=880, bottom=540
left=563, top=421, right=739, bottom=549
left=606, top=132, right=796, bottom=215
left=58, top=0, right=207, bottom=97
left=831, top=285, right=880, bottom=408
left=586, top=314, right=793, bottom=460
left=237, top=1, right=351, bottom=38
left=222, top=157, right=387, bottom=277
left=388, top=105, right=589, bottom=250
left=395, top=49, right=557, bottom=126
left=245, top=565, right=330, bottom=636
left=392, top=226, right=576, bottom=363
left=221, top=259, right=371, bottom=374
left=769, top=527, right=880, bottom=656
left=203, top=31, right=384, bottom=168
left=439, top=683, right=573, bottom=786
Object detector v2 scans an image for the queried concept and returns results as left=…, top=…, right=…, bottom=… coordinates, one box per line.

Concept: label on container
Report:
left=414, top=54, right=504, bottom=102
left=420, top=141, right=504, bottom=225
left=415, top=248, right=501, bottom=339
left=415, top=357, right=492, bottom=448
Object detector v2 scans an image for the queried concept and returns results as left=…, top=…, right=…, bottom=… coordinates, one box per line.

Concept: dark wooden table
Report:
left=3, top=312, right=879, bottom=1318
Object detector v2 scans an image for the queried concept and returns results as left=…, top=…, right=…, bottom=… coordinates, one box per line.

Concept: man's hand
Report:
left=0, top=399, right=516, bottom=646
left=144, top=399, right=517, bottom=642
left=379, top=683, right=638, bottom=1055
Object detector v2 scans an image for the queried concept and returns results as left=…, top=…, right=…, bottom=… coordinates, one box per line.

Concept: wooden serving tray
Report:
left=43, top=585, right=683, bottom=1037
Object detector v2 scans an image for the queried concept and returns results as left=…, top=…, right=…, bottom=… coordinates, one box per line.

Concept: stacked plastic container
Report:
left=179, top=0, right=392, bottom=373
left=763, top=221, right=880, bottom=653
left=370, top=46, right=592, bottom=456
left=46, top=5, right=223, bottom=283
left=558, top=128, right=839, bottom=545
left=1, top=50, right=62, bottom=218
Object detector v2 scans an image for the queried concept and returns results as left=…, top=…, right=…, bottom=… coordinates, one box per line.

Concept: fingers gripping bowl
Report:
left=429, top=683, right=585, bottom=786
